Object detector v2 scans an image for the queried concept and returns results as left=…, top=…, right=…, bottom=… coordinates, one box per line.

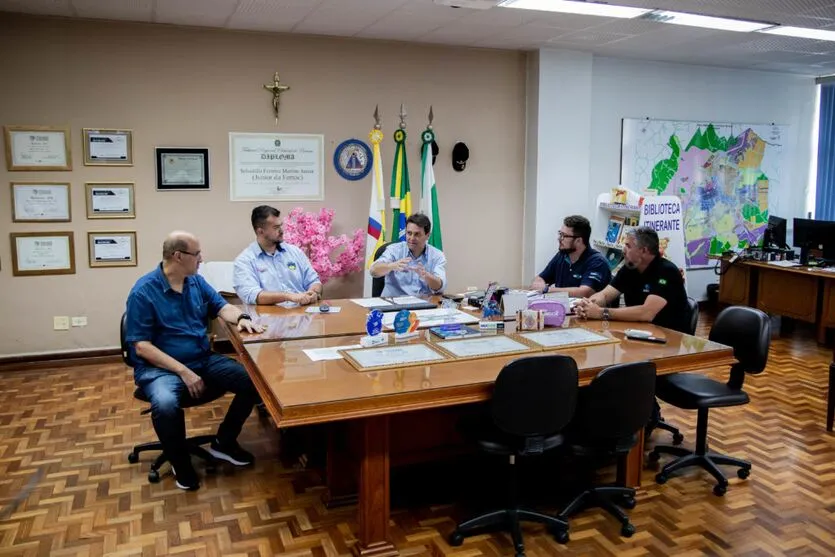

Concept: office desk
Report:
left=227, top=319, right=734, bottom=556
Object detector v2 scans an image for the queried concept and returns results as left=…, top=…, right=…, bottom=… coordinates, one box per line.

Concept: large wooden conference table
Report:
left=225, top=299, right=735, bottom=557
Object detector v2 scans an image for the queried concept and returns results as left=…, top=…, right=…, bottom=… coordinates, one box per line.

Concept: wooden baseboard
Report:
left=0, top=348, right=122, bottom=373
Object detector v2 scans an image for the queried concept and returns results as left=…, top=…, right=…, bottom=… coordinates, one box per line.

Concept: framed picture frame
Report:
left=85, top=182, right=135, bottom=219
left=82, top=128, right=133, bottom=166
left=11, top=182, right=72, bottom=222
left=87, top=231, right=137, bottom=268
left=4, top=125, right=72, bottom=171
left=155, top=147, right=210, bottom=191
left=10, top=231, right=75, bottom=277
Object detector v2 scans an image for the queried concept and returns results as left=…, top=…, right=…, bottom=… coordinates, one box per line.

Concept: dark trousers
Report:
left=135, top=353, right=258, bottom=461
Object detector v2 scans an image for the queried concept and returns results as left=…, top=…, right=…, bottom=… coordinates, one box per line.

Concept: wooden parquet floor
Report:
left=1, top=310, right=834, bottom=556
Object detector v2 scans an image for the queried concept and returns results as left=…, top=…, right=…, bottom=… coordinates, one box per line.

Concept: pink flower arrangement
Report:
left=282, top=207, right=365, bottom=284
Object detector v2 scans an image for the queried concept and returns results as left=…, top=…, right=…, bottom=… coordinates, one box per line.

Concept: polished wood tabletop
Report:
left=236, top=319, right=734, bottom=427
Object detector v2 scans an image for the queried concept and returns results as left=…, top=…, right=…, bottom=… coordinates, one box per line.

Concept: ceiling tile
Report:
left=154, top=0, right=237, bottom=26
left=227, top=0, right=317, bottom=32
left=72, top=0, right=153, bottom=21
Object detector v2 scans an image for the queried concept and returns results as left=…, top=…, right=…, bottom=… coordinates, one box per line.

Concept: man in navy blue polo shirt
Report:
left=531, top=215, right=611, bottom=297
left=125, top=231, right=264, bottom=491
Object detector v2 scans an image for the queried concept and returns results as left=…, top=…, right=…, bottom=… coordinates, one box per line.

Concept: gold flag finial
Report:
left=374, top=105, right=381, bottom=130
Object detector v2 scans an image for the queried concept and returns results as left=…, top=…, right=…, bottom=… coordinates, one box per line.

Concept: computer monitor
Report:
left=763, top=215, right=787, bottom=249
left=792, top=218, right=835, bottom=265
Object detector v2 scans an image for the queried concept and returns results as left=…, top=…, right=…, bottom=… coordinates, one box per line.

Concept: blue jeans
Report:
left=135, top=353, right=258, bottom=460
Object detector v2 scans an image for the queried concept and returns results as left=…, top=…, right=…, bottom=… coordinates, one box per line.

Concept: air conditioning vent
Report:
left=433, top=0, right=502, bottom=9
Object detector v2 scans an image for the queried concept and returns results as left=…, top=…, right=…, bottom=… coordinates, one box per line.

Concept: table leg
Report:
left=324, top=423, right=359, bottom=508
left=351, top=415, right=398, bottom=557
left=623, top=428, right=645, bottom=487
left=827, top=362, right=834, bottom=432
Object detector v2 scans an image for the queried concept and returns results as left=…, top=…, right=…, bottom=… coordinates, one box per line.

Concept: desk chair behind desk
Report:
left=371, top=241, right=394, bottom=297
left=121, top=313, right=224, bottom=483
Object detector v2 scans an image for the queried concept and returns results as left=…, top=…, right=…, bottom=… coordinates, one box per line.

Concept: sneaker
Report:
left=208, top=439, right=255, bottom=466
left=171, top=460, right=200, bottom=491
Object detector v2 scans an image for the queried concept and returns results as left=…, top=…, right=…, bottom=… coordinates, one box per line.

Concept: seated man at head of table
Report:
left=369, top=212, right=447, bottom=297
left=530, top=214, right=611, bottom=297
left=574, top=226, right=690, bottom=333
left=125, top=231, right=264, bottom=491
left=233, top=205, right=323, bottom=306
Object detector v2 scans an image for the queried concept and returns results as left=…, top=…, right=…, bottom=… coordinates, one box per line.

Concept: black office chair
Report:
left=556, top=361, right=657, bottom=541
left=121, top=313, right=225, bottom=483
left=371, top=241, right=394, bottom=297
left=650, top=297, right=699, bottom=445
left=449, top=355, right=577, bottom=556
left=650, top=306, right=771, bottom=495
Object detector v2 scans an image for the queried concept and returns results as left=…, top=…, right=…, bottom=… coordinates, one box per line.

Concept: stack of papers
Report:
left=351, top=298, right=393, bottom=308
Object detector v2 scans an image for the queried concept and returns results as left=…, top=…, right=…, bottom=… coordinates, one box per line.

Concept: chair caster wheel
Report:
left=128, top=452, right=139, bottom=464
left=554, top=529, right=569, bottom=544
left=449, top=531, right=464, bottom=546
left=648, top=451, right=660, bottom=463
left=713, top=483, right=727, bottom=496
left=655, top=473, right=667, bottom=484
left=737, top=468, right=750, bottom=479
left=619, top=496, right=636, bottom=510
left=621, top=523, right=635, bottom=538
left=148, top=469, right=161, bottom=483
left=672, top=433, right=684, bottom=445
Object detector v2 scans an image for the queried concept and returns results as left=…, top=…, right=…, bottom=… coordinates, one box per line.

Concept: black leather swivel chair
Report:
left=371, top=242, right=393, bottom=297
left=449, top=355, right=578, bottom=556
left=651, top=306, right=771, bottom=495
left=556, top=361, right=657, bottom=541
left=121, top=313, right=224, bottom=483
left=651, top=296, right=699, bottom=445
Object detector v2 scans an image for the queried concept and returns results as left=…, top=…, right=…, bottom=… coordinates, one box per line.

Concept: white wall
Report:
left=588, top=57, right=817, bottom=299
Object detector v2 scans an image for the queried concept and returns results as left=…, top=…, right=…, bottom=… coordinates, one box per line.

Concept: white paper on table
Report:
left=382, top=308, right=478, bottom=330
left=305, top=306, right=342, bottom=314
left=390, top=296, right=426, bottom=304
left=766, top=260, right=799, bottom=268
left=351, top=298, right=393, bottom=308
left=303, top=344, right=362, bottom=361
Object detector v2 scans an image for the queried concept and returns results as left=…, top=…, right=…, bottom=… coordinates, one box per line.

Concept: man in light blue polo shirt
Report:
left=233, top=206, right=323, bottom=305
left=370, top=213, right=446, bottom=297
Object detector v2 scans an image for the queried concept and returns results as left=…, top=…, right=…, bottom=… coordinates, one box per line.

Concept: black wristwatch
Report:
left=236, top=313, right=252, bottom=323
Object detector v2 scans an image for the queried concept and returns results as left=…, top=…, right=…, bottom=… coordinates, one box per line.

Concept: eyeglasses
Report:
left=558, top=232, right=579, bottom=240
left=177, top=250, right=201, bottom=258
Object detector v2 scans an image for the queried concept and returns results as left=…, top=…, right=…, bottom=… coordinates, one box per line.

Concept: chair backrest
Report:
left=120, top=312, right=132, bottom=367
left=492, top=354, right=578, bottom=438
left=371, top=241, right=394, bottom=297
left=686, top=297, right=699, bottom=336
left=708, top=305, right=771, bottom=389
left=569, top=361, right=657, bottom=442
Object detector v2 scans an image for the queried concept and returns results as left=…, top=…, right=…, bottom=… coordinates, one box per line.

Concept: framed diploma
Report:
left=516, top=328, right=619, bottom=350
left=87, top=231, right=137, bottom=267
left=10, top=232, right=75, bottom=276
left=82, top=128, right=133, bottom=166
left=340, top=343, right=449, bottom=372
left=11, top=182, right=71, bottom=222
left=85, top=182, right=135, bottom=219
left=434, top=336, right=535, bottom=361
left=155, top=147, right=210, bottom=190
left=4, top=125, right=72, bottom=171
left=229, top=132, right=324, bottom=201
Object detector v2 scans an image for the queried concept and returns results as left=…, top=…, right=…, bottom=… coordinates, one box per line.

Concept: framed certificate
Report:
left=10, top=232, right=75, bottom=276
left=87, top=231, right=137, bottom=267
left=4, top=125, right=72, bottom=171
left=85, top=182, right=135, bottom=219
left=11, top=182, right=71, bottom=222
left=515, top=328, right=619, bottom=350
left=229, top=132, right=324, bottom=201
left=434, top=336, right=535, bottom=361
left=82, top=128, right=133, bottom=166
left=340, top=343, right=449, bottom=372
left=155, top=147, right=210, bottom=190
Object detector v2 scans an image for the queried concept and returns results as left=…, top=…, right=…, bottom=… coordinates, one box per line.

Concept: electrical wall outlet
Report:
left=53, top=316, right=70, bottom=330
left=71, top=316, right=87, bottom=327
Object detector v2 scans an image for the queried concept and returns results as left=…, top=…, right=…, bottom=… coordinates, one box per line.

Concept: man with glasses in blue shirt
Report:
left=125, top=231, right=264, bottom=491
left=234, top=206, right=322, bottom=306
left=531, top=215, right=611, bottom=297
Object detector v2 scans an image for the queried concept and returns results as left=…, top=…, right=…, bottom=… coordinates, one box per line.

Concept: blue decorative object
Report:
left=334, top=138, right=373, bottom=181
left=482, top=300, right=501, bottom=320
left=393, top=309, right=412, bottom=334
left=366, top=309, right=383, bottom=336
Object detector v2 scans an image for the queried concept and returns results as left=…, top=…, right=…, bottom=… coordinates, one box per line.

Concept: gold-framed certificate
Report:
left=340, top=343, right=448, bottom=372
left=11, top=182, right=71, bottom=222
left=82, top=128, right=133, bottom=166
left=85, top=182, right=135, bottom=219
left=10, top=232, right=75, bottom=276
left=88, top=231, right=137, bottom=267
left=4, top=125, right=72, bottom=171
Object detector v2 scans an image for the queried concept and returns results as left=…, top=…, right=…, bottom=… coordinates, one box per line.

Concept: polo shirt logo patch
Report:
left=658, top=278, right=667, bottom=285
left=287, top=262, right=297, bottom=271
left=643, top=284, right=650, bottom=293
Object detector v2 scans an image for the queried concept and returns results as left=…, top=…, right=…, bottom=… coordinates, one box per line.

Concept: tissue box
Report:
left=516, top=309, right=545, bottom=331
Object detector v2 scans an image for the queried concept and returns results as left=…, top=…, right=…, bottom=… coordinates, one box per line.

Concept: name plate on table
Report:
left=517, top=328, right=618, bottom=350
left=341, top=343, right=448, bottom=372
left=435, top=335, right=534, bottom=360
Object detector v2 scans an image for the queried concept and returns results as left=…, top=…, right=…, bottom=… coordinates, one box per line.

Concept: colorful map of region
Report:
left=621, top=119, right=784, bottom=268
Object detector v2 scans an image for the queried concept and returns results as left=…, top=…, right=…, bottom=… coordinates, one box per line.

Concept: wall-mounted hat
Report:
left=420, top=140, right=439, bottom=166
left=452, top=141, right=469, bottom=172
